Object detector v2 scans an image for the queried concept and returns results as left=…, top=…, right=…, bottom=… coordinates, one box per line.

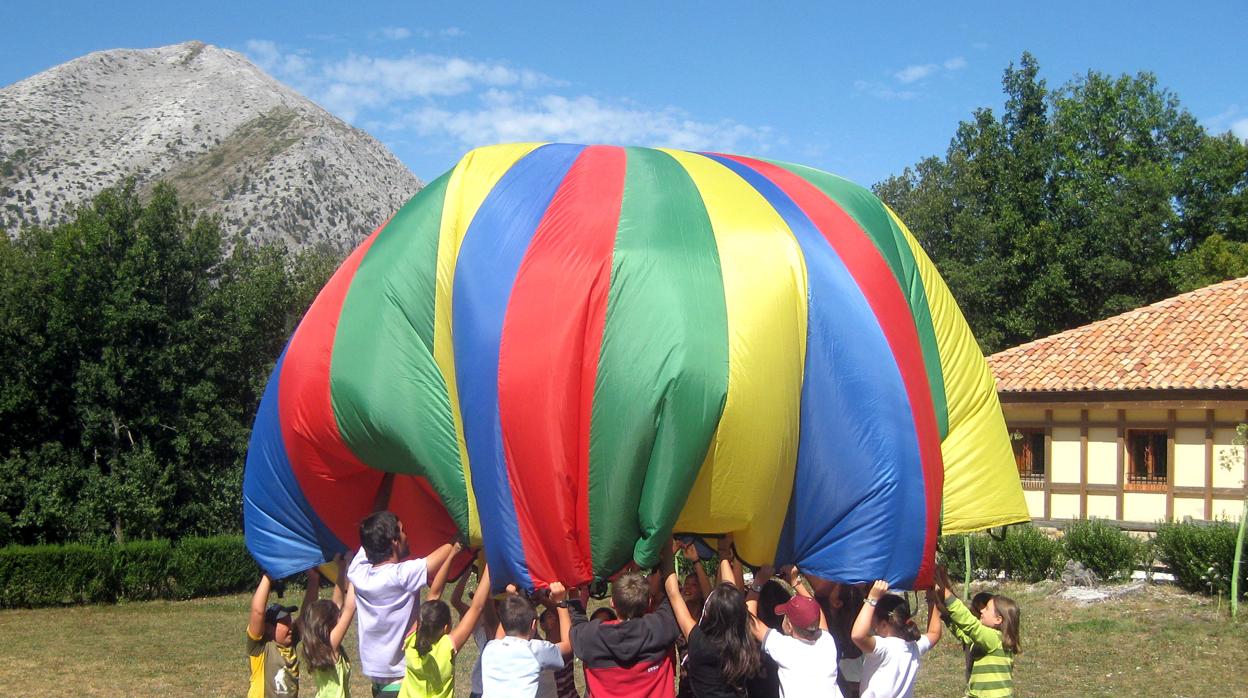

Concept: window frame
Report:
left=1125, top=428, right=1169, bottom=492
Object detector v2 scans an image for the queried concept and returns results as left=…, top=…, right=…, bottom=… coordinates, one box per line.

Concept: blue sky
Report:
left=4, top=1, right=1246, bottom=187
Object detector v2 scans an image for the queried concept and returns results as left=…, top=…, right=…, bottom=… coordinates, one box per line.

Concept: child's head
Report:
left=610, top=572, right=650, bottom=621
left=970, top=591, right=994, bottom=616
left=979, top=595, right=1021, bottom=654
left=264, top=602, right=299, bottom=647
left=415, top=599, right=453, bottom=654
left=873, top=594, right=921, bottom=642
left=539, top=608, right=559, bottom=639
left=757, top=579, right=792, bottom=631
left=498, top=593, right=539, bottom=639
left=359, top=511, right=408, bottom=565
left=590, top=607, right=617, bottom=623
left=681, top=575, right=705, bottom=619
left=775, top=594, right=822, bottom=641
left=697, top=582, right=761, bottom=687
left=300, top=599, right=340, bottom=668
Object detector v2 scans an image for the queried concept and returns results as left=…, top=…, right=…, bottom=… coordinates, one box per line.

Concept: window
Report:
left=1127, top=430, right=1168, bottom=489
left=1011, top=428, right=1046, bottom=483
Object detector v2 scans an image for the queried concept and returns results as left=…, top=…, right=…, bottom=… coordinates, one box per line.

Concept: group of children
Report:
left=247, top=511, right=1022, bottom=698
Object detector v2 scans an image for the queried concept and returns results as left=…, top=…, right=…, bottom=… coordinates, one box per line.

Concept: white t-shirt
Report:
left=470, top=625, right=490, bottom=695
left=859, top=635, right=932, bottom=698
left=762, top=628, right=844, bottom=698
left=346, top=547, right=429, bottom=680
left=481, top=636, right=564, bottom=698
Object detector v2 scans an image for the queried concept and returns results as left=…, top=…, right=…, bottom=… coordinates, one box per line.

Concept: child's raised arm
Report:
left=745, top=565, right=773, bottom=643
left=330, top=584, right=357, bottom=653
left=663, top=542, right=697, bottom=639
left=449, top=563, right=473, bottom=616
left=787, top=566, right=828, bottom=631
left=851, top=580, right=888, bottom=654
left=449, top=566, right=492, bottom=652
left=548, top=581, right=574, bottom=658
left=248, top=574, right=273, bottom=639
left=426, top=541, right=463, bottom=602
left=300, top=566, right=321, bottom=622
left=717, top=534, right=738, bottom=588
left=683, top=543, right=713, bottom=598
left=923, top=591, right=942, bottom=648
left=331, top=554, right=347, bottom=609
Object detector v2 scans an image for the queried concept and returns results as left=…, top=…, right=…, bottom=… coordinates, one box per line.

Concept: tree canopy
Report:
left=874, top=53, right=1248, bottom=353
left=0, top=182, right=336, bottom=545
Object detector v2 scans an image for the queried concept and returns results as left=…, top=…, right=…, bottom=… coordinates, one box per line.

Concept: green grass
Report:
left=0, top=582, right=1245, bottom=696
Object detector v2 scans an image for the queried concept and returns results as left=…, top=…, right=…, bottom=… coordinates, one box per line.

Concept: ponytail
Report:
left=874, top=594, right=921, bottom=642
left=415, top=600, right=452, bottom=655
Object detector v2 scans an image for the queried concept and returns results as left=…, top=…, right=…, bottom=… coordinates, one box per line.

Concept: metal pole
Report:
left=964, top=535, right=971, bottom=599
left=1233, top=498, right=1246, bottom=619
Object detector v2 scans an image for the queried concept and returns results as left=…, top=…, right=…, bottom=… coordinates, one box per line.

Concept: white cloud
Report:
left=892, top=56, right=968, bottom=85
left=894, top=64, right=938, bottom=84
left=440, top=27, right=466, bottom=38
left=1232, top=118, right=1248, bottom=140
left=380, top=27, right=411, bottom=41
left=398, top=91, right=771, bottom=153
left=854, top=79, right=917, bottom=101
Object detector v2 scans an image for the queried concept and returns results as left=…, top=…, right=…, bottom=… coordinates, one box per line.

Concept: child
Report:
left=674, top=542, right=712, bottom=698
left=450, top=562, right=497, bottom=698
left=943, top=591, right=995, bottom=685
left=850, top=581, right=942, bottom=698
left=539, top=608, right=581, bottom=698
left=482, top=582, right=573, bottom=698
left=397, top=561, right=493, bottom=698
left=746, top=564, right=842, bottom=698
left=247, top=571, right=312, bottom=698
left=570, top=557, right=680, bottom=697
left=347, top=513, right=456, bottom=696
left=301, top=558, right=358, bottom=698
left=933, top=566, right=1020, bottom=698
left=666, top=536, right=761, bottom=697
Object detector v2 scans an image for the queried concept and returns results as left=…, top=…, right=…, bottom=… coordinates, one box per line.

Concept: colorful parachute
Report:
left=243, top=143, right=1029, bottom=591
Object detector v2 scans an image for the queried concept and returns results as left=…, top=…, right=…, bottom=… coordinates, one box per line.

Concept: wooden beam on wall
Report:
left=1205, top=409, right=1214, bottom=519
left=1116, top=409, right=1125, bottom=520
left=1079, top=409, right=1089, bottom=519
left=1166, top=409, right=1176, bottom=522
left=1044, top=409, right=1053, bottom=520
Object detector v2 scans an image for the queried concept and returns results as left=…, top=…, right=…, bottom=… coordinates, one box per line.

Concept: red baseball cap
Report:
left=775, top=595, right=821, bottom=629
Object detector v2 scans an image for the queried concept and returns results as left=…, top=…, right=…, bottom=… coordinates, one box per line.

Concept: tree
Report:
left=875, top=54, right=1248, bottom=354
left=0, top=181, right=338, bottom=544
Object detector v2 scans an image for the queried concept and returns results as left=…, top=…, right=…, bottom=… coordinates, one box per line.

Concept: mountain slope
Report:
left=0, top=41, right=422, bottom=249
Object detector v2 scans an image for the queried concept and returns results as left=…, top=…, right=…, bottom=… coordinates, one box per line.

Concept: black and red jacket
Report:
left=570, top=596, right=680, bottom=698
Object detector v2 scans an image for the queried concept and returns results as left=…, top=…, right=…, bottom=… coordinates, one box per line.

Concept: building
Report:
left=987, top=277, right=1248, bottom=525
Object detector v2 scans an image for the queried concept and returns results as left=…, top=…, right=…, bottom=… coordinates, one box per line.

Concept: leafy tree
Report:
left=876, top=54, right=1248, bottom=353
left=0, top=181, right=337, bottom=544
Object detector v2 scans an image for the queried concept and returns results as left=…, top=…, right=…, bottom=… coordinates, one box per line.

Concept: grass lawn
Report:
left=1, top=581, right=1245, bottom=696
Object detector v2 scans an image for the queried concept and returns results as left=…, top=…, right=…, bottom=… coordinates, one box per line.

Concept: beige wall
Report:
left=1213, top=428, right=1245, bottom=489
left=1173, top=497, right=1206, bottom=522
left=1023, top=490, right=1044, bottom=520
left=1124, top=492, right=1167, bottom=522
left=1087, top=427, right=1117, bottom=485
left=1174, top=428, right=1207, bottom=488
left=1050, top=427, right=1081, bottom=484
left=1125, top=409, right=1168, bottom=421
left=1050, top=493, right=1080, bottom=519
left=1212, top=499, right=1244, bottom=522
left=1086, top=494, right=1117, bottom=519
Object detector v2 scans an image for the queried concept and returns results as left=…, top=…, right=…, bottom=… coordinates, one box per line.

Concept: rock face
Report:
left=0, top=41, right=422, bottom=249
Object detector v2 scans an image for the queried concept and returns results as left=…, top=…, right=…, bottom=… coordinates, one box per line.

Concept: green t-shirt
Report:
left=311, top=653, right=352, bottom=698
left=397, top=633, right=454, bottom=698
left=247, top=629, right=299, bottom=698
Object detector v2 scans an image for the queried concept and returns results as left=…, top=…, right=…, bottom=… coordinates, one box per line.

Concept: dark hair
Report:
left=991, top=595, right=1022, bottom=655
left=611, top=572, right=650, bottom=620
left=415, top=599, right=453, bottom=655
left=498, top=594, right=538, bottom=637
left=757, top=579, right=791, bottom=631
left=697, top=583, right=762, bottom=687
left=874, top=594, right=921, bottom=642
left=300, top=599, right=340, bottom=670
left=590, top=607, right=617, bottom=622
left=970, top=591, right=994, bottom=616
left=359, top=511, right=401, bottom=565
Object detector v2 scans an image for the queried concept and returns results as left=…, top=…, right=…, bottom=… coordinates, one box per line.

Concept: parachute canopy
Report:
left=243, top=143, right=1029, bottom=591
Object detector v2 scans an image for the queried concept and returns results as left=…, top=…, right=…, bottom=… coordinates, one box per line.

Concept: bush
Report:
left=1154, top=521, right=1246, bottom=597
left=1063, top=519, right=1142, bottom=581
left=0, top=543, right=114, bottom=606
left=937, top=532, right=997, bottom=581
left=0, top=535, right=257, bottom=607
left=113, top=539, right=172, bottom=601
left=995, top=525, right=1064, bottom=582
left=172, top=535, right=257, bottom=599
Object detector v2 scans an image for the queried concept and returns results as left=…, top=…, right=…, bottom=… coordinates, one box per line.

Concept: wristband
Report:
left=864, top=598, right=878, bottom=607
left=556, top=600, right=570, bottom=609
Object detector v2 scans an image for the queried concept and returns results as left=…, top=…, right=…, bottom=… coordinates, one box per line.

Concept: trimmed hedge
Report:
left=0, top=535, right=257, bottom=608
left=1154, top=521, right=1246, bottom=597
left=939, top=525, right=1064, bottom=583
left=1063, top=519, right=1144, bottom=581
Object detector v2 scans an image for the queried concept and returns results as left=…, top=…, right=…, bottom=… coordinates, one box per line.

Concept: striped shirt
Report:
left=944, top=598, right=1014, bottom=698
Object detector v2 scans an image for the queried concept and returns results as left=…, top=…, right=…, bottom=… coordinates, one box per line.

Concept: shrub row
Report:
left=0, top=535, right=258, bottom=607
left=940, top=519, right=1247, bottom=596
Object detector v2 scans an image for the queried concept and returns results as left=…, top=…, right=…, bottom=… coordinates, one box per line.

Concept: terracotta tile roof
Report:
left=988, top=276, right=1248, bottom=393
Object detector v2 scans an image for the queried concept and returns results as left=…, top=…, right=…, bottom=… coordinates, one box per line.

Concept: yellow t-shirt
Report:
left=311, top=652, right=352, bottom=698
left=397, top=633, right=454, bottom=698
left=247, top=628, right=299, bottom=698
